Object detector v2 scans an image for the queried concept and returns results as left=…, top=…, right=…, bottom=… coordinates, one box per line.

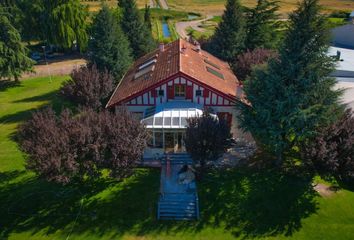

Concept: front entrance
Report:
left=163, top=131, right=186, bottom=153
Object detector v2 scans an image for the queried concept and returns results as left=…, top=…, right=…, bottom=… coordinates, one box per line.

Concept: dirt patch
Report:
left=22, top=56, right=86, bottom=80
left=313, top=183, right=340, bottom=197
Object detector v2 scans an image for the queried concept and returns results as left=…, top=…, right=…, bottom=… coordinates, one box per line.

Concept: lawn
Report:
left=1, top=77, right=354, bottom=239
left=167, top=0, right=354, bottom=16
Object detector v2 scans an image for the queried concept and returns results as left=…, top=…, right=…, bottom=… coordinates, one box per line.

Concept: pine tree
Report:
left=118, top=0, right=155, bottom=59
left=237, top=0, right=341, bottom=165
left=0, top=10, right=34, bottom=81
left=209, top=0, right=246, bottom=63
left=144, top=4, right=152, bottom=30
left=89, top=4, right=133, bottom=81
left=245, top=0, right=280, bottom=50
left=42, top=0, right=88, bottom=51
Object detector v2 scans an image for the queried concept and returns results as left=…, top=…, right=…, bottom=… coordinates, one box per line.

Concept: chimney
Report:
left=195, top=42, right=201, bottom=53
left=159, top=43, right=165, bottom=52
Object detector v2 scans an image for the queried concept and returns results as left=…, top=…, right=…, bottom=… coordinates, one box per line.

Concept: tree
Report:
left=118, top=0, right=155, bottom=59
left=208, top=0, right=246, bottom=63
left=244, top=0, right=280, bottom=50
left=0, top=10, right=34, bottom=81
left=18, top=107, right=149, bottom=184
left=144, top=4, right=152, bottom=30
left=89, top=4, right=132, bottom=80
left=237, top=0, right=341, bottom=165
left=185, top=109, right=233, bottom=170
left=60, top=64, right=114, bottom=109
left=233, top=48, right=277, bottom=81
left=42, top=0, right=88, bottom=51
left=303, top=109, right=354, bottom=184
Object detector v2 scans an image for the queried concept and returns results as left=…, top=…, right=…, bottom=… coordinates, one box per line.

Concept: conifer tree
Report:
left=118, top=0, right=155, bottom=59
left=209, top=0, right=246, bottom=63
left=245, top=0, right=280, bottom=50
left=88, top=4, right=132, bottom=81
left=0, top=10, right=34, bottom=81
left=144, top=4, right=152, bottom=30
left=237, top=0, right=341, bottom=165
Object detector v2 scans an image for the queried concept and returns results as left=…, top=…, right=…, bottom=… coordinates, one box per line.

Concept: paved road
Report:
left=175, top=16, right=213, bottom=39
left=158, top=0, right=168, bottom=9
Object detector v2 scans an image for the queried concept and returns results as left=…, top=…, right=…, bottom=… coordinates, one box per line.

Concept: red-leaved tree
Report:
left=61, top=64, right=114, bottom=109
left=303, top=109, right=354, bottom=184
left=233, top=48, right=277, bottom=81
left=18, top=107, right=149, bottom=184
left=185, top=109, right=233, bottom=170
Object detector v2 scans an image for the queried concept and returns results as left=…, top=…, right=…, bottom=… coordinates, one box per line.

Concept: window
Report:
left=204, top=59, right=221, bottom=70
left=196, top=90, right=202, bottom=96
left=138, top=58, right=157, bottom=70
left=206, top=66, right=224, bottom=80
left=158, top=90, right=164, bottom=97
left=154, top=131, right=163, bottom=148
left=174, top=85, right=186, bottom=97
left=134, top=57, right=157, bottom=79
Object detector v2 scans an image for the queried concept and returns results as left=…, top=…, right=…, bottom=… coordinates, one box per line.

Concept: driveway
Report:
left=175, top=16, right=213, bottom=39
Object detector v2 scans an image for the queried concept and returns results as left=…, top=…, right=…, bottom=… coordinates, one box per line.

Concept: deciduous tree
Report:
left=18, top=107, right=149, bottom=184
left=60, top=64, right=114, bottom=109
left=185, top=109, right=233, bottom=170
left=233, top=48, right=277, bottom=81
left=303, top=109, right=354, bottom=184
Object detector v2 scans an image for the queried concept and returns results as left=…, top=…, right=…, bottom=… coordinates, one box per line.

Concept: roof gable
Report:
left=106, top=39, right=241, bottom=108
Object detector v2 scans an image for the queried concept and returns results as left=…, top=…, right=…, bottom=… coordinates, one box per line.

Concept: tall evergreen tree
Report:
left=237, top=0, right=341, bottom=165
left=89, top=4, right=132, bottom=81
left=209, top=0, right=246, bottom=63
left=245, top=0, right=280, bottom=50
left=118, top=0, right=155, bottom=59
left=42, top=0, right=88, bottom=51
left=0, top=10, right=34, bottom=81
left=144, top=4, right=152, bottom=30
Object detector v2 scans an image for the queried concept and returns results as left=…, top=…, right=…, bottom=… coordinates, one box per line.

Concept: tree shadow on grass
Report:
left=0, top=80, right=21, bottom=92
left=0, top=167, right=318, bottom=239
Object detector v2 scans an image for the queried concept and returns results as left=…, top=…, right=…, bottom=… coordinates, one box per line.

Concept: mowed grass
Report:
left=1, top=77, right=354, bottom=239
left=167, top=0, right=354, bottom=15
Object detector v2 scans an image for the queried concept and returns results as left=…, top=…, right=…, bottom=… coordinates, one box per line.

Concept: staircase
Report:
left=157, top=153, right=199, bottom=221
left=162, top=153, right=194, bottom=165
left=158, top=193, right=199, bottom=220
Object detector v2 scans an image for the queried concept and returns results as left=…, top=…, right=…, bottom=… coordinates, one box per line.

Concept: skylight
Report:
left=204, top=59, right=221, bottom=70
left=206, top=66, right=224, bottom=79
left=138, top=58, right=157, bottom=70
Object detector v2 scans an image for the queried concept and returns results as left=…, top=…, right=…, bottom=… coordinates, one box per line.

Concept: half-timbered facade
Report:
left=106, top=39, right=248, bottom=157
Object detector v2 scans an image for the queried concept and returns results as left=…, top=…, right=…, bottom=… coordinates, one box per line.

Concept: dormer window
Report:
left=134, top=57, right=157, bottom=79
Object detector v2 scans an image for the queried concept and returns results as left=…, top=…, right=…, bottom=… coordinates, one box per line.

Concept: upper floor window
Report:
left=196, top=90, right=202, bottom=96
left=175, top=85, right=186, bottom=97
left=158, top=90, right=164, bottom=97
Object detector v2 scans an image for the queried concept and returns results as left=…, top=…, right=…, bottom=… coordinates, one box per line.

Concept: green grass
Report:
left=1, top=76, right=354, bottom=239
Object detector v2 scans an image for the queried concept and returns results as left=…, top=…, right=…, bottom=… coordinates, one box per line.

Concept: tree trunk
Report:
left=14, top=75, right=19, bottom=83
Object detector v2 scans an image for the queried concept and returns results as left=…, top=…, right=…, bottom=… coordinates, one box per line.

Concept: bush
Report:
left=18, top=107, right=149, bottom=184
left=303, top=109, right=354, bottom=184
left=60, top=64, right=114, bottom=109
left=185, top=109, right=233, bottom=170
left=233, top=48, right=277, bottom=81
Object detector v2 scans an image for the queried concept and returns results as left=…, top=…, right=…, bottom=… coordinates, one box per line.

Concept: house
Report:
left=328, top=46, right=354, bottom=110
left=106, top=39, right=249, bottom=157
left=331, top=12, right=354, bottom=49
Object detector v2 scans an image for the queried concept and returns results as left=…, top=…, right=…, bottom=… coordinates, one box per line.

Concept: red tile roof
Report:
left=106, top=39, right=242, bottom=107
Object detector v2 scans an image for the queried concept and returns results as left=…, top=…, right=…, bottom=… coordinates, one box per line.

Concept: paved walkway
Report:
left=175, top=16, right=213, bottom=39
